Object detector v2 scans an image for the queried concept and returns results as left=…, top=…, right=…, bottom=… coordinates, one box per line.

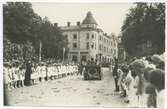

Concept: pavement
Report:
left=6, top=68, right=127, bottom=107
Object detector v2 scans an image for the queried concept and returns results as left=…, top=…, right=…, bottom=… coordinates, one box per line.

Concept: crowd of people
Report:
left=3, top=61, right=78, bottom=90
left=3, top=53, right=165, bottom=108
left=112, top=53, right=165, bottom=109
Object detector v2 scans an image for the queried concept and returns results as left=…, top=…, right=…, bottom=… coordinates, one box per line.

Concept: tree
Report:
left=121, top=3, right=165, bottom=57
left=3, top=2, right=36, bottom=43
left=39, top=18, right=68, bottom=59
left=3, top=2, right=68, bottom=61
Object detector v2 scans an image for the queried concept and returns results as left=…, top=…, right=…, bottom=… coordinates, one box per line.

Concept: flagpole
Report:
left=39, top=40, right=42, bottom=62
left=62, top=47, right=65, bottom=63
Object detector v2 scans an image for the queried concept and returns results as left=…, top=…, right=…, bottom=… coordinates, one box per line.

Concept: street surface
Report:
left=6, top=68, right=127, bottom=107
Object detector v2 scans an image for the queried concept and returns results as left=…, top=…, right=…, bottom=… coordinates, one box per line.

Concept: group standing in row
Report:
left=3, top=61, right=78, bottom=90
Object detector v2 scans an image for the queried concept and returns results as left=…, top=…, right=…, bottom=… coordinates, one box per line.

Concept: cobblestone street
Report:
left=6, top=68, right=127, bottom=107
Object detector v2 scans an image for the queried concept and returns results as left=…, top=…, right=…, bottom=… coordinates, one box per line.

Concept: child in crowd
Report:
left=143, top=67, right=157, bottom=108
left=149, top=69, right=165, bottom=109
left=20, top=66, right=25, bottom=87
left=4, top=63, right=11, bottom=90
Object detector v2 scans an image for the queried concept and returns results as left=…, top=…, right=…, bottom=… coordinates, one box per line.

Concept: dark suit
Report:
left=24, top=62, right=32, bottom=86
left=113, top=64, right=119, bottom=91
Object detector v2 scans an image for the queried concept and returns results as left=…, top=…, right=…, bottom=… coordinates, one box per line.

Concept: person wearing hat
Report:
left=143, top=66, right=157, bottom=108
left=131, top=59, right=148, bottom=107
left=151, top=55, right=163, bottom=69
left=149, top=69, right=165, bottom=109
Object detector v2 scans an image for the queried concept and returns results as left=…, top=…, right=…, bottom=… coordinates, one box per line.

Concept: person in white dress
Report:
left=13, top=64, right=19, bottom=88
left=47, top=64, right=51, bottom=80
left=58, top=65, right=61, bottom=78
left=8, top=64, right=13, bottom=89
left=39, top=64, right=43, bottom=82
left=31, top=63, right=36, bottom=85
left=17, top=66, right=22, bottom=87
left=20, top=66, right=25, bottom=87
left=54, top=65, right=58, bottom=79
left=51, top=65, right=54, bottom=80
left=117, top=68, right=124, bottom=95
left=130, top=59, right=148, bottom=108
left=4, top=63, right=10, bottom=90
left=36, top=64, right=41, bottom=82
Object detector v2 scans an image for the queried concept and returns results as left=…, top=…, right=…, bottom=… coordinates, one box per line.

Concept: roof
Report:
left=60, top=25, right=80, bottom=31
left=82, top=11, right=97, bottom=25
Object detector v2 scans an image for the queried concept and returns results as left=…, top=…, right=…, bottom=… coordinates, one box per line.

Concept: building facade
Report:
left=117, top=36, right=127, bottom=63
left=60, top=11, right=118, bottom=63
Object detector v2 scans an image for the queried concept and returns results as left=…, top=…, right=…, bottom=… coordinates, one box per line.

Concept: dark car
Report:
left=83, top=65, right=102, bottom=80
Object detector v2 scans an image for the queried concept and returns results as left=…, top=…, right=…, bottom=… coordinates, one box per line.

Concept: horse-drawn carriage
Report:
left=83, top=65, right=102, bottom=80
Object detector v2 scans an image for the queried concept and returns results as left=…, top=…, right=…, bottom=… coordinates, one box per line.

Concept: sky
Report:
left=32, top=3, right=134, bottom=35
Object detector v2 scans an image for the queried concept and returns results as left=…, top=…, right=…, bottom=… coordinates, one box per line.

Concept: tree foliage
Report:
left=3, top=2, right=68, bottom=61
left=121, top=3, right=165, bottom=57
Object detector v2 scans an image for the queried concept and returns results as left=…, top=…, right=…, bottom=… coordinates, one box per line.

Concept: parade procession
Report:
left=2, top=2, right=165, bottom=109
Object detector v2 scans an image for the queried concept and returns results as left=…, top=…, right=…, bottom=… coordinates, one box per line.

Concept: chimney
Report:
left=54, top=23, right=58, bottom=27
left=77, top=21, right=80, bottom=26
left=67, top=22, right=71, bottom=27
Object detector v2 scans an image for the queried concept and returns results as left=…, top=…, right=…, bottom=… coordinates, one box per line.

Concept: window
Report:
left=104, top=47, right=106, bottom=52
left=91, top=44, right=94, bottom=49
left=92, top=34, right=94, bottom=39
left=65, top=34, right=68, bottom=39
left=86, top=42, right=89, bottom=50
left=100, top=36, right=102, bottom=40
left=81, top=55, right=87, bottom=61
left=73, top=34, right=77, bottom=39
left=87, top=33, right=89, bottom=39
left=95, top=43, right=96, bottom=50
left=72, top=55, right=77, bottom=62
left=99, top=44, right=102, bottom=50
left=73, top=43, right=77, bottom=49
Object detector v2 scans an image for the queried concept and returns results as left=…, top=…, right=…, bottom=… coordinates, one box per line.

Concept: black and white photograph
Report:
left=2, top=1, right=165, bottom=109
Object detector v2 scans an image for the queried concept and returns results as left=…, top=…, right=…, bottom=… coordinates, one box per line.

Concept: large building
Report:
left=60, top=11, right=118, bottom=63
